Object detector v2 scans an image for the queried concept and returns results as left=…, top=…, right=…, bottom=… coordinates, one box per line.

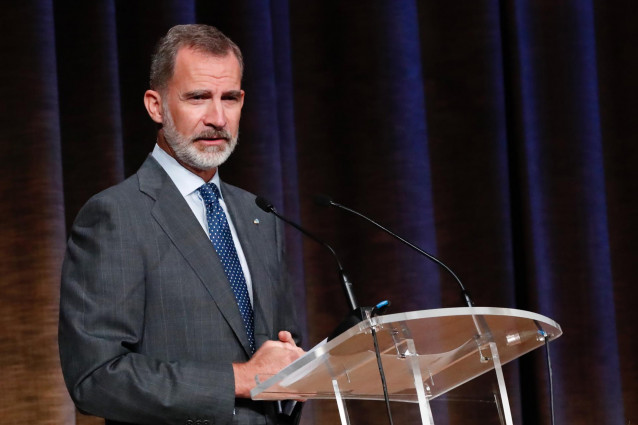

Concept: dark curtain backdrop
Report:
left=1, top=1, right=636, bottom=424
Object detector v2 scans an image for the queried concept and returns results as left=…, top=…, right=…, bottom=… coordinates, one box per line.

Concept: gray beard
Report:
left=162, top=108, right=238, bottom=171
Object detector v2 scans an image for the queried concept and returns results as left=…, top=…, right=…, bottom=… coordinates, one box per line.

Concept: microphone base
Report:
left=327, top=307, right=370, bottom=341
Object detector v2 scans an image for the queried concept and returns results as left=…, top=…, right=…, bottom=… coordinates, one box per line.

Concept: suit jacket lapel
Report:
left=137, top=157, right=253, bottom=355
left=221, top=182, right=275, bottom=346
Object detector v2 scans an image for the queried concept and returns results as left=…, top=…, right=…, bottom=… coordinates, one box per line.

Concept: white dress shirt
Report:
left=151, top=144, right=253, bottom=303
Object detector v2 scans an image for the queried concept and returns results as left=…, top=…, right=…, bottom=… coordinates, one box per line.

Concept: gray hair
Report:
left=150, top=24, right=244, bottom=92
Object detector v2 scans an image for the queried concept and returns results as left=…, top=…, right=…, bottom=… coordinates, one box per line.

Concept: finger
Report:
left=278, top=330, right=296, bottom=346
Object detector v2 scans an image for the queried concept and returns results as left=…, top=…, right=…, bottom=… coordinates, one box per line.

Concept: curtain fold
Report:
left=506, top=2, right=623, bottom=421
left=54, top=1, right=125, bottom=227
left=0, top=1, right=73, bottom=423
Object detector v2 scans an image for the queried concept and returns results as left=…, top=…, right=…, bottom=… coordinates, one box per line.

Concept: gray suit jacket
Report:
left=59, top=156, right=301, bottom=425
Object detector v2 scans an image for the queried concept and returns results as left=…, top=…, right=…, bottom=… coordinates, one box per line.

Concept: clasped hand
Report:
left=233, top=331, right=305, bottom=398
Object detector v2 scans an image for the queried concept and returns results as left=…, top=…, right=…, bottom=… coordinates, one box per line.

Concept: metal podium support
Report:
left=489, top=341, right=514, bottom=425
left=332, top=378, right=350, bottom=425
left=406, top=337, right=435, bottom=424
left=251, top=307, right=561, bottom=425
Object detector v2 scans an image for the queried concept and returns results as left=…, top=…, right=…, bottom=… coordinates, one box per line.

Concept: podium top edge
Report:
left=375, top=306, right=562, bottom=334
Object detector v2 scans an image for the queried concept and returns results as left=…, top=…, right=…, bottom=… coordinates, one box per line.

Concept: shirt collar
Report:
left=151, top=144, right=222, bottom=198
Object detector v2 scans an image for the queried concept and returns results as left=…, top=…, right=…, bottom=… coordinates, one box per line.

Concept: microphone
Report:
left=255, top=196, right=359, bottom=313
left=257, top=196, right=396, bottom=423
left=314, top=194, right=475, bottom=308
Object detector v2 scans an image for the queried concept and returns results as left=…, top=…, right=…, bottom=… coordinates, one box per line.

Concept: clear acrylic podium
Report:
left=251, top=307, right=562, bottom=424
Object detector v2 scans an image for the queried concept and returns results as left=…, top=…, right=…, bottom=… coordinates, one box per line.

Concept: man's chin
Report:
left=167, top=137, right=237, bottom=171
left=183, top=151, right=233, bottom=171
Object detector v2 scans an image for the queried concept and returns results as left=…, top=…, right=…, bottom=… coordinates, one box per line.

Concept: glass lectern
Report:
left=251, top=307, right=562, bottom=424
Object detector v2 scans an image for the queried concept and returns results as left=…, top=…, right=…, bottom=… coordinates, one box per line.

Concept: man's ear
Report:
left=144, top=90, right=164, bottom=124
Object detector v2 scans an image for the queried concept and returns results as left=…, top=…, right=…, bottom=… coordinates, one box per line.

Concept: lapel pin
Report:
left=253, top=218, right=260, bottom=225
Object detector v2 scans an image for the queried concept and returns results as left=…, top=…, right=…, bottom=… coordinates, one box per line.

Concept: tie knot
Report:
left=198, top=182, right=221, bottom=206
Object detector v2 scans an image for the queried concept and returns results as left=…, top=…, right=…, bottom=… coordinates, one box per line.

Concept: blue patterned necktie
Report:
left=198, top=182, right=255, bottom=353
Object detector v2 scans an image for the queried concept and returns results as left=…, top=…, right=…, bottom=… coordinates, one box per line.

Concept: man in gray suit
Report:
left=59, top=24, right=304, bottom=425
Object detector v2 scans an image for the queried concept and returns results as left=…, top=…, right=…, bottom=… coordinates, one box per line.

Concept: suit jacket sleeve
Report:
left=59, top=189, right=237, bottom=425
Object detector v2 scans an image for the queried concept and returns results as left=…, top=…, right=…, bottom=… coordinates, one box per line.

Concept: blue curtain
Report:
left=1, top=0, right=636, bottom=424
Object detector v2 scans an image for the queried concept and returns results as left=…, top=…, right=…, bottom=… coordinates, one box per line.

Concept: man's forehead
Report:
left=168, top=47, right=241, bottom=88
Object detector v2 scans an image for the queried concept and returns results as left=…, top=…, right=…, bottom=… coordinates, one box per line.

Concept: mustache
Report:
left=192, top=129, right=232, bottom=142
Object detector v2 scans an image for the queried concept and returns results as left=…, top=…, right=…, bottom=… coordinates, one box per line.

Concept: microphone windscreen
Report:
left=255, top=196, right=274, bottom=212
left=314, top=194, right=333, bottom=207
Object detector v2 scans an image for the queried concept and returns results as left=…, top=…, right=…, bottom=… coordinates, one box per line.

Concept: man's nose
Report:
left=203, top=100, right=227, bottom=128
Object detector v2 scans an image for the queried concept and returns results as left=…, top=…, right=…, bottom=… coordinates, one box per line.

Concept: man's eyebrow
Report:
left=181, top=90, right=212, bottom=99
left=222, top=90, right=243, bottom=98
